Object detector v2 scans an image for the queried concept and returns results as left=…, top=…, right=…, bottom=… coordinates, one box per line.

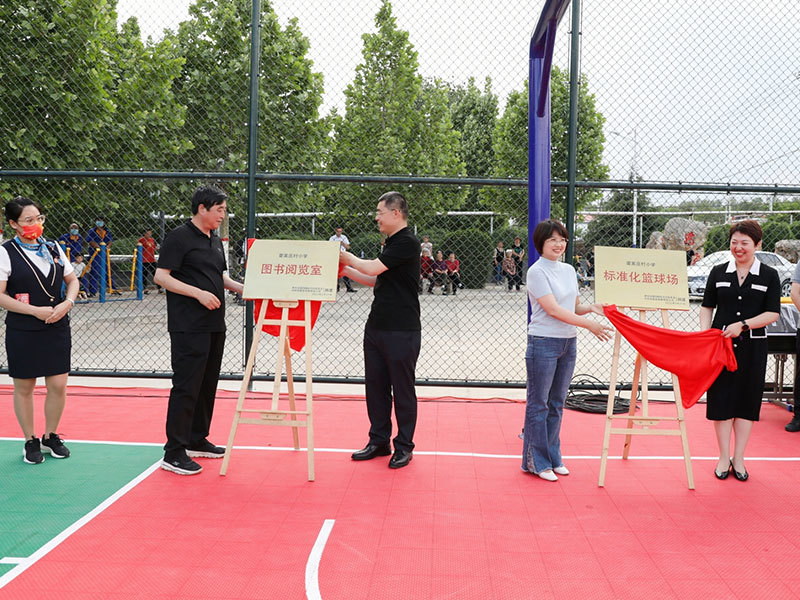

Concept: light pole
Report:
left=610, top=127, right=639, bottom=247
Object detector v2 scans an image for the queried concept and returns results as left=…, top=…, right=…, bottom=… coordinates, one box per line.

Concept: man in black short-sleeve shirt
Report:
left=340, top=191, right=421, bottom=469
left=154, top=185, right=243, bottom=476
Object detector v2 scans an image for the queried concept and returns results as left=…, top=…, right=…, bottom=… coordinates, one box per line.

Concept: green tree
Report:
left=434, top=77, right=498, bottom=209
left=0, top=0, right=118, bottom=222
left=488, top=67, right=608, bottom=222
left=0, top=0, right=116, bottom=171
left=173, top=0, right=327, bottom=211
left=706, top=224, right=729, bottom=253
left=0, top=3, right=199, bottom=231
left=100, top=19, right=189, bottom=171
left=583, top=186, right=662, bottom=249
left=762, top=219, right=791, bottom=252
left=327, top=0, right=464, bottom=216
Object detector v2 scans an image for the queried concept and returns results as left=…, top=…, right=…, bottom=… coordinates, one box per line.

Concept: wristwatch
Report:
left=741, top=320, right=750, bottom=331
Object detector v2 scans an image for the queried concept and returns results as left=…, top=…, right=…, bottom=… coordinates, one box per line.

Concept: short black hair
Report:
left=5, top=196, right=42, bottom=223
left=533, top=219, right=569, bottom=254
left=378, top=191, right=409, bottom=219
left=191, top=185, right=227, bottom=215
left=728, top=220, right=762, bottom=245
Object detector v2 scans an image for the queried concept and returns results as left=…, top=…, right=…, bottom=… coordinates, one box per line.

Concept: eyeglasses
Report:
left=545, top=237, right=567, bottom=245
left=17, top=215, right=46, bottom=226
left=375, top=209, right=396, bottom=218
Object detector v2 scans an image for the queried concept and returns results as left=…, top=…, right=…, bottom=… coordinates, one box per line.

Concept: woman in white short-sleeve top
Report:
left=522, top=220, right=613, bottom=482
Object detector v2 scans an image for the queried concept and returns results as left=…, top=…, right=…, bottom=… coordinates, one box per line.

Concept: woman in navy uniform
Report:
left=700, top=220, right=780, bottom=481
left=0, top=197, right=79, bottom=464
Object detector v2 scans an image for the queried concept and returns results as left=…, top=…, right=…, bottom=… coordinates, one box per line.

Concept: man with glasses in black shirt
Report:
left=154, top=185, right=244, bottom=475
left=339, top=191, right=421, bottom=469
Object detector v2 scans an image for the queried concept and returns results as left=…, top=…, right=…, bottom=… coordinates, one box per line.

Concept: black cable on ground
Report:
left=565, top=373, right=630, bottom=414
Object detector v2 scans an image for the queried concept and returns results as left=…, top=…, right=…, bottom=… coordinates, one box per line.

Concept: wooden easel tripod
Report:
left=598, top=308, right=695, bottom=490
left=220, top=299, right=316, bottom=481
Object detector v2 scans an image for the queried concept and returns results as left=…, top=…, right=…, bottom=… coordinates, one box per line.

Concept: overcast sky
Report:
left=117, top=0, right=800, bottom=190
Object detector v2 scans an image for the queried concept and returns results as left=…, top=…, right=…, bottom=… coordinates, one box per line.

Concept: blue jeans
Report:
left=522, top=335, right=577, bottom=474
left=494, top=263, right=503, bottom=283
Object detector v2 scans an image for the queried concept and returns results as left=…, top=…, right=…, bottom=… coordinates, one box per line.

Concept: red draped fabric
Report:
left=603, top=305, right=738, bottom=408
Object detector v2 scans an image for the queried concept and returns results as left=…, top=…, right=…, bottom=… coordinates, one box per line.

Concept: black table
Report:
left=765, top=303, right=798, bottom=409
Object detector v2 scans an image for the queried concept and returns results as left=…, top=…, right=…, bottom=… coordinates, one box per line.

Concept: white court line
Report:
left=305, top=519, right=335, bottom=600
left=0, top=460, right=162, bottom=590
left=0, top=558, right=23, bottom=564
left=2, top=438, right=800, bottom=461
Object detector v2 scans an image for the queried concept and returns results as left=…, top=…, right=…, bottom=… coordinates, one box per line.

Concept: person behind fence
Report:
left=329, top=226, right=356, bottom=293
left=511, top=235, right=525, bottom=274
left=338, top=191, right=421, bottom=470
left=154, top=185, right=244, bottom=476
left=446, top=251, right=464, bottom=295
left=57, top=222, right=83, bottom=260
left=502, top=248, right=519, bottom=291
left=522, top=219, right=612, bottom=482
left=699, top=220, right=780, bottom=482
left=0, top=197, right=80, bottom=464
left=493, top=240, right=505, bottom=285
left=420, top=234, right=433, bottom=257
left=419, top=247, right=433, bottom=293
left=71, top=254, right=88, bottom=300
left=84, top=216, right=113, bottom=297
left=429, top=250, right=449, bottom=295
left=138, top=228, right=160, bottom=293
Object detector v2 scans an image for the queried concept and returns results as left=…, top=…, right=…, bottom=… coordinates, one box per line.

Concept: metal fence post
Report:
left=565, top=0, right=581, bottom=263
left=244, top=0, right=262, bottom=372
left=99, top=243, right=107, bottom=303
left=135, top=244, right=143, bottom=300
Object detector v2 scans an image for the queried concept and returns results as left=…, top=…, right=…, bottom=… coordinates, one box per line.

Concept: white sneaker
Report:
left=553, top=465, right=570, bottom=476
left=537, top=470, right=558, bottom=482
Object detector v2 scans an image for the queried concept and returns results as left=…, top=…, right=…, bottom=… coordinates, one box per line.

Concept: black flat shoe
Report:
left=351, top=443, right=392, bottom=461
left=730, top=460, right=748, bottom=481
left=714, top=466, right=730, bottom=480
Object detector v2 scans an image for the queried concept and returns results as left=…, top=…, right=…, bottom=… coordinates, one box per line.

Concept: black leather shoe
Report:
left=388, top=450, right=413, bottom=469
left=786, top=416, right=800, bottom=432
left=714, top=465, right=730, bottom=480
left=730, top=460, right=748, bottom=482
left=351, top=443, right=391, bottom=461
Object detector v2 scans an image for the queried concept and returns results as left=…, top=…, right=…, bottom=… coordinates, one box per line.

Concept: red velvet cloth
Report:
left=255, top=299, right=321, bottom=352
left=246, top=238, right=331, bottom=352
left=603, top=305, right=738, bottom=408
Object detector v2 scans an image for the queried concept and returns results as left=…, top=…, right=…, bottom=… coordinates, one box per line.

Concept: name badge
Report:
left=716, top=281, right=731, bottom=288
left=15, top=293, right=30, bottom=304
left=751, top=284, right=767, bottom=292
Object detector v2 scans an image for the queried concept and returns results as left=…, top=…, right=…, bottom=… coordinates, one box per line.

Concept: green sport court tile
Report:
left=0, top=440, right=162, bottom=565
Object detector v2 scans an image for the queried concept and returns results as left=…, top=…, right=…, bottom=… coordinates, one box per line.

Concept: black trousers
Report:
left=794, top=331, right=800, bottom=416
left=164, top=331, right=226, bottom=455
left=143, top=262, right=157, bottom=287
left=363, top=324, right=421, bottom=453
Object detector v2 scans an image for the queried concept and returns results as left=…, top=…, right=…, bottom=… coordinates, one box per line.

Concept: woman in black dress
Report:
left=699, top=220, right=780, bottom=481
left=0, top=197, right=79, bottom=464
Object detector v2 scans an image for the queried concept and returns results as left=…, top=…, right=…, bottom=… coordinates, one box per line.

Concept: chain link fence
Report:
left=1, top=0, right=799, bottom=387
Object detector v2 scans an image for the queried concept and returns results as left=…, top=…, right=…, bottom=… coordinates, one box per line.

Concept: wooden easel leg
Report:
left=305, top=301, right=315, bottom=481
left=284, top=339, right=300, bottom=450
left=622, top=353, right=643, bottom=460
left=659, top=310, right=694, bottom=490
left=269, top=309, right=289, bottom=414
left=599, top=331, right=622, bottom=487
left=674, top=383, right=695, bottom=490
left=221, top=303, right=265, bottom=475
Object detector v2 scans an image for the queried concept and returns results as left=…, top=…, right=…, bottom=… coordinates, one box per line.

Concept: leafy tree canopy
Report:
left=327, top=0, right=464, bottom=216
